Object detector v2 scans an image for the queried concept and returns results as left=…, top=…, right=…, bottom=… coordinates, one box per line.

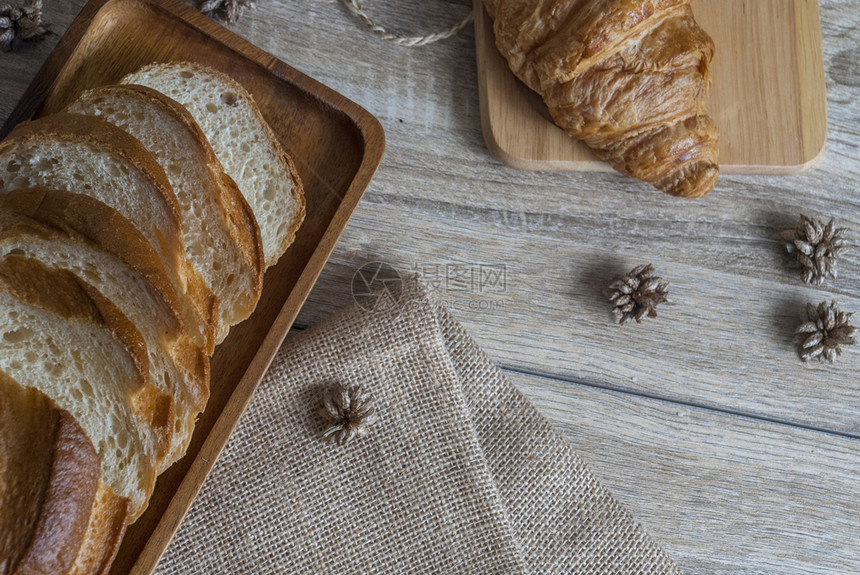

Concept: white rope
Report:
left=340, top=0, right=473, bottom=47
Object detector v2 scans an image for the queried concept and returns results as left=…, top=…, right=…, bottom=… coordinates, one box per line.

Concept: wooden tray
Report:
left=1, top=0, right=384, bottom=572
left=475, top=0, right=827, bottom=175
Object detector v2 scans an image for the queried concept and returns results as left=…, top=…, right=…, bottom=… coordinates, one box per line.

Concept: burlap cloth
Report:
left=156, top=278, right=683, bottom=574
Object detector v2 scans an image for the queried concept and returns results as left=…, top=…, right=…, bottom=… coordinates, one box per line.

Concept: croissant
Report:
left=485, top=0, right=719, bottom=198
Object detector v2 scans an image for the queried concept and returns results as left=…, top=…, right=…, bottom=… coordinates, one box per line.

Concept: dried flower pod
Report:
left=0, top=0, right=50, bottom=52
left=605, top=264, right=669, bottom=324
left=319, top=383, right=377, bottom=445
left=197, top=0, right=253, bottom=24
left=780, top=215, right=848, bottom=286
left=796, top=301, right=856, bottom=363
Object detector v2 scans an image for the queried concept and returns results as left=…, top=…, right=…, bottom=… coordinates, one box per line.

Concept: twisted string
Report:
left=340, top=0, right=473, bottom=47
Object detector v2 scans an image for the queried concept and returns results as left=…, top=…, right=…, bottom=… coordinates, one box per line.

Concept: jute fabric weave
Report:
left=156, top=278, right=683, bottom=574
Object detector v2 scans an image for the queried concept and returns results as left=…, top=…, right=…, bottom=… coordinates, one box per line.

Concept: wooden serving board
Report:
left=475, top=0, right=827, bottom=174
left=1, top=0, right=384, bottom=573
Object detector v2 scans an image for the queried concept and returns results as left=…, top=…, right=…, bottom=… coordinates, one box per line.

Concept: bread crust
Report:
left=0, top=370, right=99, bottom=575
left=13, top=411, right=101, bottom=575
left=0, top=188, right=184, bottom=334
left=70, top=483, right=130, bottom=575
left=210, top=64, right=307, bottom=263
left=0, top=255, right=173, bottom=518
left=126, top=62, right=306, bottom=267
left=0, top=255, right=174, bottom=461
left=0, top=202, right=210, bottom=466
left=69, top=84, right=266, bottom=335
left=78, top=84, right=265, bottom=281
left=273, top=135, right=306, bottom=260
left=5, top=113, right=183, bottom=233
left=0, top=114, right=219, bottom=351
left=80, top=282, right=175, bottom=461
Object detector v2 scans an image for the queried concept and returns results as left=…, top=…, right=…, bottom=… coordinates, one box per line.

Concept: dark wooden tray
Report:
left=1, top=1, right=384, bottom=572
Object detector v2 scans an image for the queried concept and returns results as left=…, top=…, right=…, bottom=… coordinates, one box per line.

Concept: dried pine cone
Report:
left=319, top=383, right=376, bottom=445
left=0, top=0, right=50, bottom=52
left=795, top=301, right=856, bottom=363
left=605, top=264, right=669, bottom=324
left=780, top=215, right=848, bottom=286
left=197, top=0, right=253, bottom=24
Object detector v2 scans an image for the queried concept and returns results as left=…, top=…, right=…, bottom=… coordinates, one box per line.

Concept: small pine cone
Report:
left=605, top=264, right=669, bottom=325
left=319, top=383, right=377, bottom=445
left=780, top=215, right=848, bottom=286
left=0, top=0, right=50, bottom=52
left=197, top=0, right=253, bottom=24
left=795, top=301, right=856, bottom=363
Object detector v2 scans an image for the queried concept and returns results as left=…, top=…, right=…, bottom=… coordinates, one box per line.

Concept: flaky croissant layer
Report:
left=488, top=0, right=719, bottom=198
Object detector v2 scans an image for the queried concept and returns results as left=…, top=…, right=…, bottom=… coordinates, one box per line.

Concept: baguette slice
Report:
left=0, top=188, right=209, bottom=468
left=123, top=62, right=306, bottom=268
left=0, top=255, right=173, bottom=519
left=0, top=113, right=218, bottom=353
left=0, top=368, right=100, bottom=575
left=68, top=85, right=265, bottom=343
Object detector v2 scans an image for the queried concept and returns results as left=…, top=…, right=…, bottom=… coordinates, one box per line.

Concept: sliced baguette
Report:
left=0, top=368, right=100, bottom=575
left=123, top=62, right=306, bottom=268
left=68, top=85, right=265, bottom=343
left=0, top=113, right=218, bottom=353
left=0, top=255, right=173, bottom=519
left=0, top=189, right=209, bottom=468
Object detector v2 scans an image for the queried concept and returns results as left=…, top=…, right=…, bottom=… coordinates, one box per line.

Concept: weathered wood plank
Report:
left=252, top=0, right=860, bottom=434
left=508, top=369, right=860, bottom=575
left=295, top=196, right=860, bottom=435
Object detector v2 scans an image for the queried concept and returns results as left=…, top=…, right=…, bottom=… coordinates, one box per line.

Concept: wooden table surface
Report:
left=2, top=1, right=858, bottom=573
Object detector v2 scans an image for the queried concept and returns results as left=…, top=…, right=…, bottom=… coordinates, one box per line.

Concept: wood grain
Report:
left=511, top=369, right=860, bottom=574
left=475, top=0, right=828, bottom=174
left=1, top=0, right=858, bottom=574
left=294, top=196, right=860, bottom=436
